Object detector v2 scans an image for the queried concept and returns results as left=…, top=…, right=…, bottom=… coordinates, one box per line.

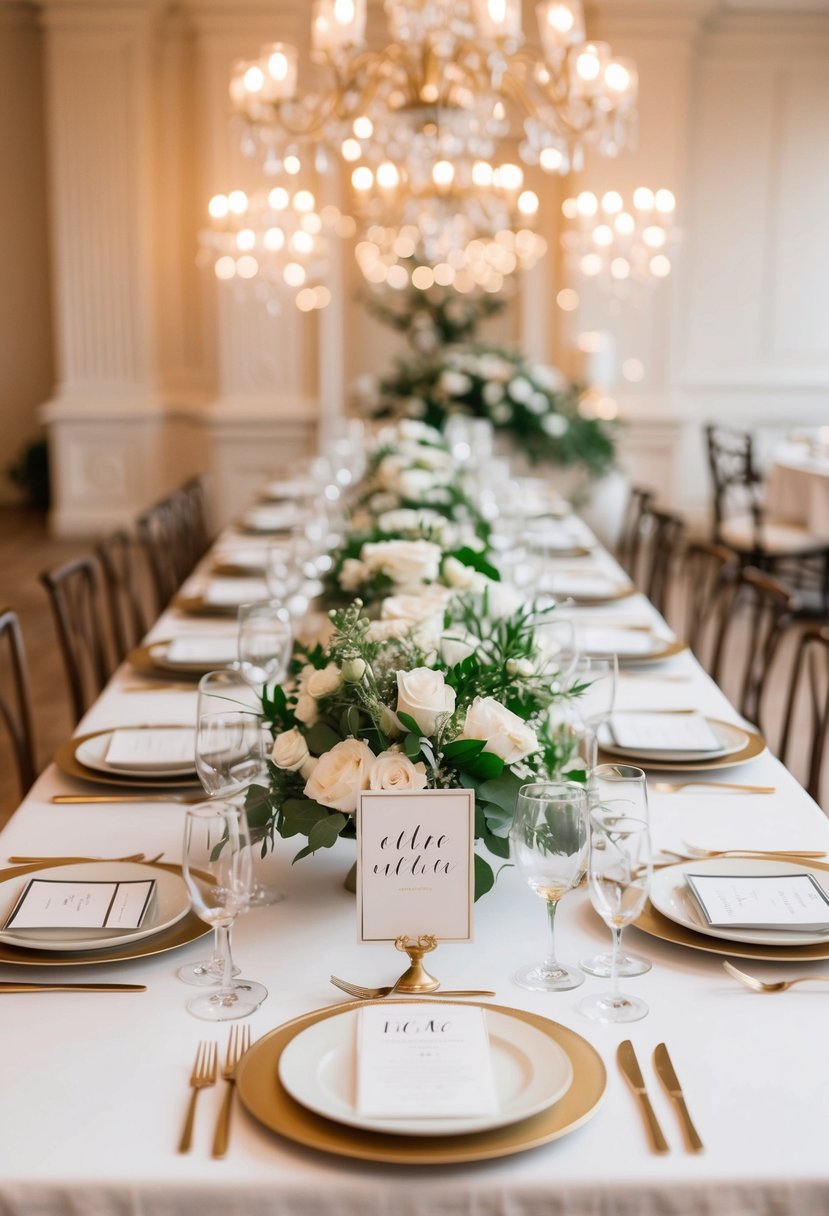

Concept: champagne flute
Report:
left=182, top=801, right=267, bottom=1021
left=579, top=811, right=651, bottom=1023
left=509, top=781, right=588, bottom=991
left=237, top=600, right=293, bottom=688
left=580, top=765, right=652, bottom=977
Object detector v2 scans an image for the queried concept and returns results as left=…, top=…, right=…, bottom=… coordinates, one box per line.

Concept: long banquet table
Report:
left=2, top=516, right=829, bottom=1216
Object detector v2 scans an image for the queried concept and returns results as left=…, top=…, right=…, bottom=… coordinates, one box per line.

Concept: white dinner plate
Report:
left=598, top=717, right=749, bottom=763
left=650, top=858, right=829, bottom=947
left=0, top=862, right=190, bottom=951
left=278, top=1004, right=574, bottom=1137
left=75, top=728, right=197, bottom=778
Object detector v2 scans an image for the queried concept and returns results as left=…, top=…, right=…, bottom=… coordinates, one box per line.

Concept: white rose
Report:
left=460, top=696, right=539, bottom=765
left=366, top=618, right=413, bottom=642
left=479, top=354, right=511, bottom=381
left=294, top=693, right=319, bottom=726
left=272, top=728, right=309, bottom=772
left=442, top=556, right=486, bottom=591
left=396, top=668, right=456, bottom=736
left=508, top=376, right=533, bottom=404
left=491, top=403, right=513, bottom=423
left=378, top=508, right=420, bottom=534
left=440, top=370, right=472, bottom=397
left=542, top=413, right=569, bottom=437
left=483, top=579, right=522, bottom=617
left=531, top=363, right=567, bottom=393
left=527, top=392, right=549, bottom=415
left=382, top=584, right=453, bottom=624
left=362, top=540, right=442, bottom=591
left=396, top=468, right=437, bottom=500
left=398, top=420, right=442, bottom=444
left=440, top=628, right=478, bottom=667
left=303, top=738, right=376, bottom=814
left=412, top=446, right=454, bottom=472
left=306, top=662, right=341, bottom=699
left=483, top=381, right=505, bottom=406
left=506, top=657, right=535, bottom=678
left=339, top=558, right=368, bottom=591
left=368, top=750, right=428, bottom=792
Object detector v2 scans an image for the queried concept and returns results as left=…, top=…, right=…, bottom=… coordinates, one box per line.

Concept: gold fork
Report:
left=650, top=781, right=776, bottom=794
left=723, top=960, right=829, bottom=994
left=212, top=1023, right=252, bottom=1158
left=329, top=976, right=495, bottom=1000
left=7, top=852, right=164, bottom=865
left=177, top=1041, right=218, bottom=1153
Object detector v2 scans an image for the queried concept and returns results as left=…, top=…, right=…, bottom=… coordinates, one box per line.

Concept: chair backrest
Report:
left=179, top=476, right=211, bottom=567
left=681, top=540, right=739, bottom=660
left=136, top=500, right=182, bottom=615
left=643, top=510, right=685, bottom=618
left=39, top=556, right=114, bottom=724
left=778, top=626, right=829, bottom=807
left=709, top=566, right=795, bottom=730
left=616, top=486, right=655, bottom=579
left=705, top=425, right=763, bottom=543
left=0, top=609, right=36, bottom=796
left=95, top=530, right=148, bottom=662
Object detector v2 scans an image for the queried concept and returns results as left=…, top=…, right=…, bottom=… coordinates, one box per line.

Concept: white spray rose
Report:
left=396, top=668, right=456, bottom=736
left=483, top=381, right=505, bottom=407
left=303, top=738, right=375, bottom=814
left=440, top=370, right=472, bottom=397
left=368, top=750, right=428, bottom=792
left=460, top=696, right=539, bottom=765
left=440, top=628, right=478, bottom=667
left=293, top=693, right=319, bottom=726
left=442, top=556, right=486, bottom=591
left=305, top=663, right=341, bottom=699
left=339, top=558, right=368, bottom=591
left=382, top=584, right=454, bottom=624
left=361, top=540, right=442, bottom=591
left=272, top=728, right=317, bottom=780
left=542, top=413, right=569, bottom=437
left=508, top=376, right=533, bottom=404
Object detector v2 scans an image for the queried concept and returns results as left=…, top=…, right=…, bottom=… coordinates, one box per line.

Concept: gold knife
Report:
left=653, top=1043, right=704, bottom=1153
left=51, top=794, right=204, bottom=805
left=0, top=983, right=146, bottom=993
left=617, top=1040, right=669, bottom=1153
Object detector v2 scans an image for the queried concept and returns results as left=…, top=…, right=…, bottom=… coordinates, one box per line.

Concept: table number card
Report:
left=357, top=789, right=475, bottom=943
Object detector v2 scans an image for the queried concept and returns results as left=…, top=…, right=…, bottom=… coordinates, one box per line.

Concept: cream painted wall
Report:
left=0, top=2, right=53, bottom=503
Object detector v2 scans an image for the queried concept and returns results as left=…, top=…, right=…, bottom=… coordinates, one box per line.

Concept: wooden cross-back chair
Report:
left=616, top=486, right=655, bottom=582
left=39, top=556, right=114, bottom=725
left=136, top=499, right=183, bottom=615
left=0, top=609, right=37, bottom=796
left=643, top=509, right=685, bottom=619
left=681, top=540, right=740, bottom=661
left=95, top=530, right=148, bottom=662
left=778, top=626, right=829, bottom=808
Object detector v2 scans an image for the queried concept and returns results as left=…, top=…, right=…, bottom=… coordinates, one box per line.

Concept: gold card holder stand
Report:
left=393, top=934, right=440, bottom=993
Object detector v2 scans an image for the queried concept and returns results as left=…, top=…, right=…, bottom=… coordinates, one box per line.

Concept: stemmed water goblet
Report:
left=509, top=781, right=588, bottom=991
left=580, top=764, right=652, bottom=977
left=569, top=653, right=618, bottom=768
left=579, top=810, right=652, bottom=1024
left=181, top=801, right=267, bottom=1021
left=237, top=600, right=292, bottom=689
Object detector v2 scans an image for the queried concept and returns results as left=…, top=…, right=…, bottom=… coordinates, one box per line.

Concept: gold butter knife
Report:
left=617, top=1040, right=669, bottom=1153
left=653, top=1043, right=704, bottom=1153
left=0, top=983, right=146, bottom=993
left=51, top=794, right=204, bottom=805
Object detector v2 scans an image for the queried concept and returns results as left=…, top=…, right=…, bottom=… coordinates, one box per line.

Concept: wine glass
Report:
left=569, top=654, right=618, bottom=768
left=181, top=801, right=267, bottom=1021
left=264, top=543, right=306, bottom=617
left=580, top=765, right=652, bottom=977
left=237, top=600, right=293, bottom=688
left=579, top=811, right=651, bottom=1024
left=509, top=781, right=588, bottom=991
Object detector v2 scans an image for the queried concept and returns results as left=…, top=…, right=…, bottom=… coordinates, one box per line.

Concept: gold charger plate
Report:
left=236, top=999, right=606, bottom=1165
left=55, top=727, right=201, bottom=789
left=587, top=637, right=688, bottom=666
left=0, top=859, right=209, bottom=966
left=599, top=720, right=765, bottom=772
left=173, top=594, right=240, bottom=617
left=127, top=639, right=222, bottom=679
left=635, top=893, right=829, bottom=962
left=562, top=585, right=636, bottom=607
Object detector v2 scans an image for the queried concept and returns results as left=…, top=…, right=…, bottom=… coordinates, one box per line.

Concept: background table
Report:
left=766, top=443, right=829, bottom=541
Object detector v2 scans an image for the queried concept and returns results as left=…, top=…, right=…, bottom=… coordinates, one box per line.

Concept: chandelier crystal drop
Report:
left=561, top=186, right=678, bottom=295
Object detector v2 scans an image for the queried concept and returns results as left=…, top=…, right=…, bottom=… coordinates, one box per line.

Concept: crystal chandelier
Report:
left=561, top=186, right=678, bottom=294
left=226, top=0, right=638, bottom=291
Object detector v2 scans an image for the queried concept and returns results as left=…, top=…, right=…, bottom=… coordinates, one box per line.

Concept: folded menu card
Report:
left=164, top=637, right=239, bottom=665
left=202, top=579, right=269, bottom=606
left=684, top=872, right=829, bottom=931
left=356, top=1004, right=497, bottom=1119
left=553, top=575, right=622, bottom=597
left=105, top=728, right=196, bottom=771
left=244, top=506, right=301, bottom=530
left=577, top=628, right=659, bottom=657
left=5, top=878, right=156, bottom=931
left=609, top=712, right=722, bottom=753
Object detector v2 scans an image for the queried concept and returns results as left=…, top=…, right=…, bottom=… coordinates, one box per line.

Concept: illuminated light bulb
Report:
left=335, top=0, right=356, bottom=22
left=296, top=287, right=317, bottom=312
left=547, top=3, right=575, bottom=33
left=264, top=227, right=285, bottom=251
left=301, top=213, right=322, bottom=234
left=517, top=190, right=539, bottom=216
left=363, top=262, right=387, bottom=284
left=268, top=50, right=289, bottom=80
left=353, top=115, right=373, bottom=139
left=601, top=191, right=623, bottom=214
left=291, top=231, right=314, bottom=255
left=614, top=211, right=635, bottom=235
left=595, top=395, right=618, bottom=420
left=556, top=287, right=580, bottom=311
left=575, top=47, right=601, bottom=81
left=355, top=241, right=379, bottom=264
left=341, top=138, right=362, bottom=161
left=622, top=357, right=645, bottom=382
left=314, top=285, right=331, bottom=308
left=540, top=147, right=564, bottom=173
left=293, top=190, right=315, bottom=212
left=432, top=160, right=455, bottom=187
left=580, top=253, right=603, bottom=276
left=214, top=256, right=236, bottom=280
left=376, top=162, right=400, bottom=189
left=283, top=262, right=306, bottom=287
left=472, top=161, right=494, bottom=187
left=411, top=265, right=435, bottom=290
left=649, top=254, right=671, bottom=278
left=655, top=188, right=676, bottom=213
left=561, top=197, right=579, bottom=220
left=386, top=264, right=409, bottom=289
left=208, top=194, right=229, bottom=219
left=610, top=257, right=630, bottom=279
left=496, top=162, right=523, bottom=191
left=393, top=235, right=416, bottom=258
left=493, top=101, right=506, bottom=120
left=604, top=61, right=630, bottom=92
left=243, top=66, right=264, bottom=93
left=351, top=165, right=374, bottom=191
left=633, top=186, right=655, bottom=211
left=283, top=155, right=301, bottom=175
left=434, top=262, right=455, bottom=286
left=228, top=190, right=248, bottom=215
left=337, top=215, right=357, bottom=238
left=642, top=225, right=667, bottom=248
left=235, top=228, right=256, bottom=251
left=236, top=255, right=258, bottom=279
left=420, top=82, right=439, bottom=103
left=268, top=187, right=289, bottom=211
left=592, top=224, right=613, bottom=247
left=576, top=191, right=598, bottom=217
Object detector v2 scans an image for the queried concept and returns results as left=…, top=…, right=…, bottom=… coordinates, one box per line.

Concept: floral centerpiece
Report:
left=245, top=598, right=581, bottom=900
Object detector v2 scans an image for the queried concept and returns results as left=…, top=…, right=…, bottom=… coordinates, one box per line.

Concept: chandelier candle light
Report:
left=561, top=186, right=678, bottom=294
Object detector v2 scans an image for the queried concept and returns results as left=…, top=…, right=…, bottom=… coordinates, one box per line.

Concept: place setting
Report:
left=54, top=724, right=203, bottom=790
left=128, top=634, right=240, bottom=680
left=597, top=709, right=766, bottom=772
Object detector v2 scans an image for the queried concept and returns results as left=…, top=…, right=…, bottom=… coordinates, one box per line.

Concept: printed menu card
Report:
left=356, top=1003, right=497, bottom=1118
left=105, top=728, right=196, bottom=771
left=5, top=879, right=156, bottom=931
left=684, top=872, right=829, bottom=931
left=357, top=789, right=474, bottom=942
left=609, top=712, right=722, bottom=753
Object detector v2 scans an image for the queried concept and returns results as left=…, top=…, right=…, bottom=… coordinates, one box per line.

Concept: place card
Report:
left=576, top=628, right=660, bottom=657
left=608, top=712, right=721, bottom=753
left=357, top=790, right=474, bottom=943
left=5, top=878, right=156, bottom=931
left=684, top=872, right=829, bottom=931
left=105, top=728, right=196, bottom=771
left=165, top=637, right=239, bottom=665
left=356, top=1003, right=497, bottom=1118
left=202, top=579, right=269, bottom=606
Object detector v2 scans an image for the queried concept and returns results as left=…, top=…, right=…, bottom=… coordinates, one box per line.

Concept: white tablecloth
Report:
left=2, top=535, right=829, bottom=1214
left=766, top=443, right=829, bottom=541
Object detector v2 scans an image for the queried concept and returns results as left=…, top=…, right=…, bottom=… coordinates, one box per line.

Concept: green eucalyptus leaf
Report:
left=443, top=738, right=486, bottom=762
left=305, top=721, right=343, bottom=754
left=474, top=854, right=495, bottom=901
left=403, top=732, right=422, bottom=760
left=477, top=771, right=524, bottom=815
left=396, top=711, right=421, bottom=735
